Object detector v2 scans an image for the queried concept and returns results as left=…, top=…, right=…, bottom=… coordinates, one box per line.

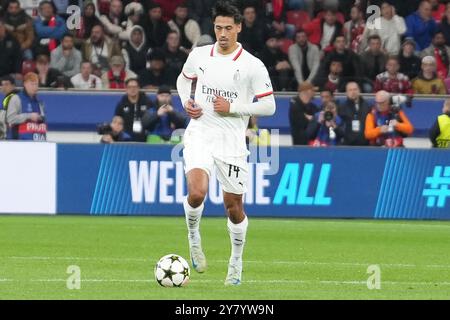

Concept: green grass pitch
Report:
left=1, top=215, right=450, bottom=300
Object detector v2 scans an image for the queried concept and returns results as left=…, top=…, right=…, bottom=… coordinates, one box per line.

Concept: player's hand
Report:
left=213, top=95, right=230, bottom=114
left=184, top=99, right=203, bottom=119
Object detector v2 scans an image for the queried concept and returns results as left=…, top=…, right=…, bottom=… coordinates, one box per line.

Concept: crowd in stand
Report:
left=0, top=0, right=450, bottom=93
left=1, top=0, right=450, bottom=148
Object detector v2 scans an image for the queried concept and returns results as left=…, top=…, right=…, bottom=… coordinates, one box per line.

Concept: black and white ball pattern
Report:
left=155, top=254, right=190, bottom=287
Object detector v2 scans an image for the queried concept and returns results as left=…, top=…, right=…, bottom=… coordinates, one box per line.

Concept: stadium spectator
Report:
left=420, top=31, right=450, bottom=80
left=34, top=1, right=67, bottom=53
left=365, top=90, right=414, bottom=147
left=405, top=0, right=437, bottom=51
left=142, top=85, right=187, bottom=143
left=50, top=34, right=82, bottom=78
left=6, top=72, right=47, bottom=141
left=82, top=24, right=122, bottom=74
left=123, top=25, right=150, bottom=75
left=138, top=48, right=176, bottom=89
left=319, top=89, right=335, bottom=109
left=96, top=0, right=111, bottom=16
left=70, top=61, right=102, bottom=89
left=429, top=98, right=450, bottom=148
left=320, top=35, right=362, bottom=80
left=101, top=55, right=136, bottom=89
left=0, top=19, right=22, bottom=79
left=99, top=0, right=126, bottom=39
left=430, top=0, right=446, bottom=23
left=314, top=59, right=345, bottom=93
left=161, top=30, right=188, bottom=78
left=306, top=101, right=345, bottom=147
left=398, top=38, right=422, bottom=80
left=246, top=116, right=271, bottom=146
left=412, top=55, right=447, bottom=94
left=288, top=30, right=321, bottom=86
left=186, top=0, right=216, bottom=35
left=19, top=0, right=42, bottom=18
left=343, top=5, right=365, bottom=53
left=139, top=2, right=170, bottom=48
left=360, top=35, right=388, bottom=81
left=35, top=53, right=70, bottom=88
left=238, top=5, right=268, bottom=57
left=0, top=76, right=18, bottom=140
left=73, top=1, right=101, bottom=48
left=168, top=3, right=201, bottom=50
left=263, top=0, right=295, bottom=39
left=439, top=3, right=450, bottom=46
left=3, top=0, right=34, bottom=60
left=260, top=32, right=293, bottom=91
left=153, top=0, right=185, bottom=22
left=114, top=78, right=153, bottom=142
left=338, top=81, right=370, bottom=146
left=360, top=2, right=406, bottom=55
left=119, top=1, right=145, bottom=41
left=100, top=115, right=132, bottom=143
left=303, top=9, right=343, bottom=52
left=374, top=56, right=412, bottom=94
left=289, top=81, right=320, bottom=145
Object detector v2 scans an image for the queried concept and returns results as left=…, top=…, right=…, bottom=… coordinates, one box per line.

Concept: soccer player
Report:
left=176, top=1, right=276, bottom=285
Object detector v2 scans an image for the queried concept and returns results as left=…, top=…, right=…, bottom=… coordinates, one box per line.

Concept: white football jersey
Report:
left=181, top=42, right=273, bottom=161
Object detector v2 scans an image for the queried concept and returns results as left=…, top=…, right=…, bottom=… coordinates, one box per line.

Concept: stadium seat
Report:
left=316, top=11, right=345, bottom=24
left=279, top=38, right=294, bottom=55
left=286, top=10, right=311, bottom=31
left=22, top=60, right=36, bottom=75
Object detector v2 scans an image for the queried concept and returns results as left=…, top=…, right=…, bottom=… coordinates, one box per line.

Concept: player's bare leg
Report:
left=184, top=168, right=208, bottom=273
left=223, top=191, right=248, bottom=285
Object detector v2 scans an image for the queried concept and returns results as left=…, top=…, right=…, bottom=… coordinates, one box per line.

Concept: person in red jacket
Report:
left=303, top=9, right=343, bottom=52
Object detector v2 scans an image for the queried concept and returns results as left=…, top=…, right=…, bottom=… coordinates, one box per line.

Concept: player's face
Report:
left=214, top=16, right=241, bottom=50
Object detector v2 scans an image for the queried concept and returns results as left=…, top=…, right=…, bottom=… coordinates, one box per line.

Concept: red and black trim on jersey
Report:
left=182, top=72, right=197, bottom=80
left=210, top=43, right=243, bottom=61
left=255, top=91, right=274, bottom=99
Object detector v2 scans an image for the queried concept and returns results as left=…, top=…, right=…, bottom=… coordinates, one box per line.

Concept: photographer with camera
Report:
left=429, top=98, right=450, bottom=148
left=365, top=90, right=414, bottom=148
left=99, top=115, right=131, bottom=144
left=307, top=101, right=345, bottom=147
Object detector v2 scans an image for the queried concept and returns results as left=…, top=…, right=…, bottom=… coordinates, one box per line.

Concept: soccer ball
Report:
left=155, top=254, right=190, bottom=287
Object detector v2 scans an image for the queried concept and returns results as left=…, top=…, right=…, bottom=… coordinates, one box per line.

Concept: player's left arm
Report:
left=213, top=62, right=276, bottom=117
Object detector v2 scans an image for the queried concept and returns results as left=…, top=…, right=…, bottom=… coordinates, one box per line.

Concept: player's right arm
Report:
left=176, top=49, right=203, bottom=119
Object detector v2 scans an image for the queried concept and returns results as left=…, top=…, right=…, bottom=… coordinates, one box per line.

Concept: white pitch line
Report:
left=5, top=278, right=450, bottom=287
left=6, top=256, right=450, bottom=269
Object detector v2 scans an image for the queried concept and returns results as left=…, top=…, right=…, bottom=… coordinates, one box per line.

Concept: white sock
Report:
left=227, top=216, right=248, bottom=264
left=183, top=197, right=204, bottom=245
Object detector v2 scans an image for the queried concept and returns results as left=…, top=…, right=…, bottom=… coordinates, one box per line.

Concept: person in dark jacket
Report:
left=142, top=85, right=187, bottom=143
left=238, top=5, right=269, bottom=57
left=0, top=19, right=22, bottom=78
left=114, top=78, right=154, bottom=142
left=124, top=25, right=150, bottom=75
left=160, top=30, right=188, bottom=78
left=260, top=32, right=294, bottom=91
left=138, top=2, right=170, bottom=48
left=289, top=82, right=320, bottom=145
left=398, top=38, right=422, bottom=80
left=338, top=81, right=370, bottom=146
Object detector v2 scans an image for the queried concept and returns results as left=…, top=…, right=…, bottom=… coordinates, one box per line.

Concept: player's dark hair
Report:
left=212, top=0, right=243, bottom=24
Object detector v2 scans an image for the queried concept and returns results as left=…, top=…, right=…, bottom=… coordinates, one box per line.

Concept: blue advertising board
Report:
left=57, top=144, right=450, bottom=219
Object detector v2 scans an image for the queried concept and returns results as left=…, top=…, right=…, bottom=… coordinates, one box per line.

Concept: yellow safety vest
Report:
left=436, top=114, right=450, bottom=148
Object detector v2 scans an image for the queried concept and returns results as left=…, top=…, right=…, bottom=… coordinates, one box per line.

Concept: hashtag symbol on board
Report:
left=422, top=166, right=450, bottom=208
